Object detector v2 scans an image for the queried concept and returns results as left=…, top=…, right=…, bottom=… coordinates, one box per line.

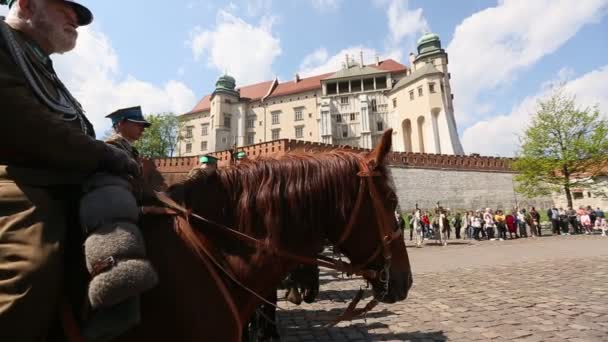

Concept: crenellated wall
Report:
left=151, top=139, right=551, bottom=209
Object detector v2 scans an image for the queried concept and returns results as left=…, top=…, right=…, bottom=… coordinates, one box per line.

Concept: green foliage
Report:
left=512, top=87, right=608, bottom=207
left=133, top=113, right=181, bottom=158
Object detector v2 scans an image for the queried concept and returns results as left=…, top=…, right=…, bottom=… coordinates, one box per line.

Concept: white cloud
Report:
left=245, top=0, right=272, bottom=17
left=310, top=0, right=343, bottom=12
left=386, top=0, right=429, bottom=44
left=189, top=10, right=281, bottom=86
left=54, top=27, right=197, bottom=135
left=448, top=0, right=608, bottom=125
left=461, top=65, right=608, bottom=157
left=299, top=46, right=402, bottom=77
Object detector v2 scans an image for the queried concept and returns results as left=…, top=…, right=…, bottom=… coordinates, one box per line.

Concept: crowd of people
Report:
left=396, top=205, right=607, bottom=242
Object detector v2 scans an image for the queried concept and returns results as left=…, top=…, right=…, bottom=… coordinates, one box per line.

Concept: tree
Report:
left=512, top=88, right=608, bottom=208
left=133, top=113, right=181, bottom=158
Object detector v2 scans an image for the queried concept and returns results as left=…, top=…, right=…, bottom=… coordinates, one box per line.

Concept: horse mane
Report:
left=175, top=150, right=379, bottom=249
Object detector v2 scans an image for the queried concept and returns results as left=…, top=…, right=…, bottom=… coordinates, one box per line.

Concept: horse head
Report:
left=324, top=129, right=412, bottom=303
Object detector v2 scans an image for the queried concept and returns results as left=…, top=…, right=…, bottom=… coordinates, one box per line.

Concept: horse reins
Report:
left=148, top=158, right=402, bottom=327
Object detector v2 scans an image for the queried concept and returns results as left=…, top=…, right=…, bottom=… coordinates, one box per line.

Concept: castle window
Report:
left=418, top=87, right=423, bottom=97
left=247, top=133, right=255, bottom=145
left=338, top=81, right=349, bottom=94
left=371, top=99, right=377, bottom=112
left=340, top=96, right=349, bottom=105
left=326, top=82, right=337, bottom=95
left=409, top=90, right=414, bottom=100
left=246, top=118, right=255, bottom=128
left=350, top=113, right=356, bottom=121
left=294, top=108, right=303, bottom=121
left=224, top=99, right=231, bottom=104
left=376, top=76, right=387, bottom=89
left=201, top=124, right=209, bottom=136
left=363, top=78, right=374, bottom=91
left=392, top=98, right=397, bottom=108
left=377, top=121, right=384, bottom=132
left=223, top=114, right=231, bottom=128
left=185, top=143, right=192, bottom=153
left=341, top=125, right=348, bottom=138
left=200, top=141, right=207, bottom=151
left=271, top=129, right=280, bottom=140
left=429, top=83, right=436, bottom=93
left=573, top=192, right=583, bottom=200
left=185, top=126, right=193, bottom=138
left=295, top=126, right=304, bottom=139
left=336, top=114, right=342, bottom=123
left=271, top=111, right=280, bottom=125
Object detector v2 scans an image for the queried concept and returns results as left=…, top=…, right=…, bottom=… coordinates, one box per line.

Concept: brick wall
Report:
left=151, top=139, right=552, bottom=209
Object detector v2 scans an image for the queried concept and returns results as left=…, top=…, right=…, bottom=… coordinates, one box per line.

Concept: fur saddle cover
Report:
left=79, top=173, right=158, bottom=309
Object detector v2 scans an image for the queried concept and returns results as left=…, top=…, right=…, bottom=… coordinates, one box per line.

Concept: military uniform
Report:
left=0, top=5, right=136, bottom=341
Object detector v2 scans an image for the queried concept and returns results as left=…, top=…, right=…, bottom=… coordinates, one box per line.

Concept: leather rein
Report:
left=146, top=159, right=402, bottom=328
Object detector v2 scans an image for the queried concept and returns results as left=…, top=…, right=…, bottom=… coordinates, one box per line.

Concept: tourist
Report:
left=495, top=210, right=507, bottom=240
left=484, top=208, right=496, bottom=240
left=453, top=212, right=463, bottom=239
left=580, top=208, right=592, bottom=234
left=530, top=207, right=541, bottom=236
left=558, top=207, right=569, bottom=235
left=566, top=207, right=579, bottom=234
left=472, top=212, right=483, bottom=240
left=548, top=207, right=561, bottom=235
left=506, top=210, right=517, bottom=239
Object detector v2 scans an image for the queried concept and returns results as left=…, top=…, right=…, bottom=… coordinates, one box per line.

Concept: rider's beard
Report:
left=31, top=10, right=77, bottom=54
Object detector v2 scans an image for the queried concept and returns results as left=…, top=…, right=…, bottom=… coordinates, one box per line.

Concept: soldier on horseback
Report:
left=0, top=1, right=142, bottom=340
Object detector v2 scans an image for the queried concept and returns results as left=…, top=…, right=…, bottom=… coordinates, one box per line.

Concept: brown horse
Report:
left=117, top=129, right=412, bottom=342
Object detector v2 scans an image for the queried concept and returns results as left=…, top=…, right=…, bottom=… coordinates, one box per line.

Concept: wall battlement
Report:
left=154, top=139, right=513, bottom=173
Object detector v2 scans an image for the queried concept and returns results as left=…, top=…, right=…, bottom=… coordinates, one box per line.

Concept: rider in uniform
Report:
left=0, top=1, right=139, bottom=340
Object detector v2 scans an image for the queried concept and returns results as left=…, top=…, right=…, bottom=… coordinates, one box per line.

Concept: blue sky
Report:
left=3, top=0, right=607, bottom=156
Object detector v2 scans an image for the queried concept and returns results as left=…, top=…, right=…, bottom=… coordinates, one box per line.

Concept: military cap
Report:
left=235, top=151, right=247, bottom=160
left=105, top=106, right=151, bottom=128
left=199, top=154, right=219, bottom=165
left=0, top=0, right=93, bottom=26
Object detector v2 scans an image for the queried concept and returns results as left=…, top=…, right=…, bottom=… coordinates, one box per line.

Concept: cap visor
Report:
left=127, top=119, right=151, bottom=127
left=68, top=2, right=93, bottom=26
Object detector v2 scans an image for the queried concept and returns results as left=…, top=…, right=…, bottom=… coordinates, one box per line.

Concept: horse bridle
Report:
left=149, top=157, right=403, bottom=326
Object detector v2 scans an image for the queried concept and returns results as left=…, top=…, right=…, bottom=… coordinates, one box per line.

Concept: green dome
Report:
left=417, top=32, right=440, bottom=45
left=417, top=32, right=442, bottom=56
left=215, top=74, right=236, bottom=91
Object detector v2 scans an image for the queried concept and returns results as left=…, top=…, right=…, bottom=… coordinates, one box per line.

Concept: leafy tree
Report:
left=133, top=113, right=181, bottom=158
left=513, top=88, right=608, bottom=208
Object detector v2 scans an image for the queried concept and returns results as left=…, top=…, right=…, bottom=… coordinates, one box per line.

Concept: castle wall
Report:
left=151, top=139, right=553, bottom=210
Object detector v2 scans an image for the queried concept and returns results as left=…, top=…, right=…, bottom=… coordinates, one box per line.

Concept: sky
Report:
left=2, top=0, right=607, bottom=156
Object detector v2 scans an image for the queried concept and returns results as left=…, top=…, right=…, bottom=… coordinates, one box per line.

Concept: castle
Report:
left=177, top=32, right=464, bottom=156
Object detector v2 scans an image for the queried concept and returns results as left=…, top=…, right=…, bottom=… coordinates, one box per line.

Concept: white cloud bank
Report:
left=462, top=65, right=608, bottom=157
left=189, top=10, right=281, bottom=86
left=53, top=27, right=196, bottom=135
left=448, top=0, right=608, bottom=125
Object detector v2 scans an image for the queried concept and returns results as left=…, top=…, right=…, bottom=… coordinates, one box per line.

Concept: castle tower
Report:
left=210, top=74, right=245, bottom=152
left=388, top=33, right=464, bottom=155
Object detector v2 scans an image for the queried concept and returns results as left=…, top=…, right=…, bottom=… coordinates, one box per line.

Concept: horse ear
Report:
left=369, top=129, right=393, bottom=165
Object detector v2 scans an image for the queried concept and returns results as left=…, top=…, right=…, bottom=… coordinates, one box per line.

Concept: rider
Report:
left=0, top=1, right=139, bottom=340
left=188, top=154, right=219, bottom=178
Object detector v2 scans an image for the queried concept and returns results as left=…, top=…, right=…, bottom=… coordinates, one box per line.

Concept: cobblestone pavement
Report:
left=277, top=235, right=608, bottom=341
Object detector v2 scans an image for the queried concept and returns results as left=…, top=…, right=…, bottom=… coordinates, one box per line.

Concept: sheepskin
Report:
left=80, top=185, right=138, bottom=233
left=84, top=223, right=146, bottom=272
left=80, top=172, right=158, bottom=309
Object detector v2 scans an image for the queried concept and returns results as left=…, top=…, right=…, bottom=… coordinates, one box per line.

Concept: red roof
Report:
left=184, top=59, right=408, bottom=115
left=238, top=80, right=276, bottom=101
left=186, top=95, right=211, bottom=114
left=268, top=72, right=333, bottom=99
left=375, top=59, right=408, bottom=73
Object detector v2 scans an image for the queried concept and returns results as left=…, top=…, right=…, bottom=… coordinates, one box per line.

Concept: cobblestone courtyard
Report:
left=277, top=235, right=608, bottom=341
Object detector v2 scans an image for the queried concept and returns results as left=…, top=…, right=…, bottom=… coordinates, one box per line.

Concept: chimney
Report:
left=294, top=73, right=300, bottom=83
left=409, top=52, right=416, bottom=72
left=375, top=54, right=380, bottom=66
left=345, top=53, right=350, bottom=68
left=359, top=51, right=364, bottom=68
